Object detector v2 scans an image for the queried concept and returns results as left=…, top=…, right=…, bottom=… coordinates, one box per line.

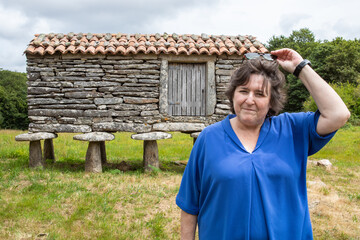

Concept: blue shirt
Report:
left=176, top=111, right=336, bottom=240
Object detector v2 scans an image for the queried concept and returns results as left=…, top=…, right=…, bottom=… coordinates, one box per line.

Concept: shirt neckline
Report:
left=222, top=114, right=271, bottom=154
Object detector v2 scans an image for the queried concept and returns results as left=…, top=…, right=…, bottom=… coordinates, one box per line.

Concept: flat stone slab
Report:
left=73, top=132, right=115, bottom=142
left=29, top=123, right=92, bottom=133
left=93, top=122, right=152, bottom=133
left=152, top=122, right=205, bottom=132
left=15, top=132, right=57, bottom=141
left=190, top=132, right=201, bottom=138
left=131, top=132, right=172, bottom=141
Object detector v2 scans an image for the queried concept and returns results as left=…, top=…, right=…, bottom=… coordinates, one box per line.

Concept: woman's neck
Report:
left=230, top=116, right=264, bottom=133
left=230, top=116, right=264, bottom=153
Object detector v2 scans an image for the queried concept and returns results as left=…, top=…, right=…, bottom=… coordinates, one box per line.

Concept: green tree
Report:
left=309, top=38, right=360, bottom=84
left=0, top=69, right=28, bottom=130
left=267, top=28, right=318, bottom=58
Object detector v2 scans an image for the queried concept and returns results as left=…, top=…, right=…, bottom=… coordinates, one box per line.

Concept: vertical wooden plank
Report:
left=178, top=64, right=182, bottom=115
left=171, top=64, right=176, bottom=115
left=187, top=64, right=192, bottom=115
left=197, top=64, right=202, bottom=116
left=202, top=64, right=206, bottom=115
left=172, top=63, right=177, bottom=115
left=177, top=64, right=182, bottom=116
left=182, top=64, right=186, bottom=115
left=172, top=64, right=176, bottom=115
left=168, top=64, right=173, bottom=115
left=183, top=64, right=187, bottom=115
left=188, top=65, right=191, bottom=116
left=201, top=64, right=206, bottom=116
left=173, top=64, right=177, bottom=115
left=194, top=64, right=199, bottom=116
left=191, top=64, right=195, bottom=116
left=198, top=64, right=202, bottom=116
left=192, top=64, right=200, bottom=116
left=186, top=64, right=189, bottom=115
left=172, top=63, right=175, bottom=115
left=195, top=64, right=201, bottom=115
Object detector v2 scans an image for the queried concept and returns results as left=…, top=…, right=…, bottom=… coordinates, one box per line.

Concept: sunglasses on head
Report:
left=244, top=53, right=277, bottom=61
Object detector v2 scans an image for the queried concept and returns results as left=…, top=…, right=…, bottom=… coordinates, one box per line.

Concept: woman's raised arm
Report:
left=271, top=48, right=350, bottom=135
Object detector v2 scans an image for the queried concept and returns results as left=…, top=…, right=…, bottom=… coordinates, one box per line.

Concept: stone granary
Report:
left=20, top=32, right=269, bottom=172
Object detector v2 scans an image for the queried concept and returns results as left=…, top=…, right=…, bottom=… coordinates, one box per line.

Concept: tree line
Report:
left=0, top=28, right=359, bottom=130
left=0, top=69, right=28, bottom=129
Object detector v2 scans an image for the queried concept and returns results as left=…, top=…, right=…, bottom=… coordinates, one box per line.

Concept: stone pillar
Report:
left=100, top=141, right=107, bottom=165
left=29, top=140, right=44, bottom=168
left=73, top=132, right=115, bottom=173
left=43, top=139, right=55, bottom=162
left=143, top=140, right=159, bottom=171
left=131, top=132, right=172, bottom=172
left=85, top=142, right=102, bottom=173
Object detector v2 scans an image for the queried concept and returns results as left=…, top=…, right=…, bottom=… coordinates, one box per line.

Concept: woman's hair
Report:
left=225, top=58, right=287, bottom=116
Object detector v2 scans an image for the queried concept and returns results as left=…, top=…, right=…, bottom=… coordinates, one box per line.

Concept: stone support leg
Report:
left=100, top=141, right=107, bottom=165
left=85, top=142, right=102, bottom=173
left=43, top=139, right=55, bottom=162
left=29, top=140, right=44, bottom=168
left=143, top=140, right=159, bottom=171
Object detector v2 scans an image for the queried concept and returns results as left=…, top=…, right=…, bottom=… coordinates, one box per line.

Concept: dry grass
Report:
left=307, top=167, right=360, bottom=239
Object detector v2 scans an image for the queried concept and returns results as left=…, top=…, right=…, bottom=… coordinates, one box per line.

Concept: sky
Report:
left=0, top=0, right=359, bottom=73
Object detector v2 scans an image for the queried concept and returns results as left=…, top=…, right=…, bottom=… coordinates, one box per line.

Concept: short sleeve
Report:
left=307, top=110, right=337, bottom=155
left=175, top=131, right=206, bottom=215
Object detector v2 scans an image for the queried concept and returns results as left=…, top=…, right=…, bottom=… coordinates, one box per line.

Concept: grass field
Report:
left=0, top=127, right=359, bottom=239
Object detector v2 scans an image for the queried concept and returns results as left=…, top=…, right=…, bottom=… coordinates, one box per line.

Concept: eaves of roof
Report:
left=25, top=32, right=268, bottom=56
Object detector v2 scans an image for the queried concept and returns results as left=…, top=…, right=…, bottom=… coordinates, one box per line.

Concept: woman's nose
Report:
left=245, top=93, right=255, bottom=104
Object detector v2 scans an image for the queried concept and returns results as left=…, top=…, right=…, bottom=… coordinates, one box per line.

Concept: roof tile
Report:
left=115, top=46, right=126, bottom=55
left=85, top=46, right=96, bottom=55
left=34, top=47, right=45, bottom=55
left=146, top=46, right=157, bottom=54
left=137, top=45, right=147, bottom=54
left=126, top=46, right=137, bottom=55
left=25, top=33, right=268, bottom=56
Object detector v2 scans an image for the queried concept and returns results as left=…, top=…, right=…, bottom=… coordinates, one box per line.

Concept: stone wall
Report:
left=26, top=53, right=243, bottom=133
left=214, top=57, right=244, bottom=116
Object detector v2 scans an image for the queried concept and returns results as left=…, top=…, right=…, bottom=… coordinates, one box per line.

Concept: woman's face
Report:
left=232, top=74, right=271, bottom=129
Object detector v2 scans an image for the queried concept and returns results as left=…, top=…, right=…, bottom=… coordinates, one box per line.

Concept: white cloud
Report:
left=332, top=18, right=360, bottom=40
left=0, top=38, right=26, bottom=72
left=0, top=4, right=29, bottom=39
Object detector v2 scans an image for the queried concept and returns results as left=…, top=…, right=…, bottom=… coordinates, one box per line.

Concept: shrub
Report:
left=303, top=82, right=360, bottom=125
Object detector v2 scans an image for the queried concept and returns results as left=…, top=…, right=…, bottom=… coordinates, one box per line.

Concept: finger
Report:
left=270, top=49, right=291, bottom=59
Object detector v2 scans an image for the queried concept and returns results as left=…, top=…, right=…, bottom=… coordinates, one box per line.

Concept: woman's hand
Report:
left=271, top=48, right=303, bottom=74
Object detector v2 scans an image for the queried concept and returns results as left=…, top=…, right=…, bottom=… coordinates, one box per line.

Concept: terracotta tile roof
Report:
left=24, top=32, right=268, bottom=56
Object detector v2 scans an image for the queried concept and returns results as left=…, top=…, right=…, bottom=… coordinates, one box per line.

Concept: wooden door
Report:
left=168, top=63, right=206, bottom=116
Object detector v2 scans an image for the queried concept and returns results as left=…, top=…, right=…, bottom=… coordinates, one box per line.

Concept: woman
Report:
left=176, top=48, right=350, bottom=239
